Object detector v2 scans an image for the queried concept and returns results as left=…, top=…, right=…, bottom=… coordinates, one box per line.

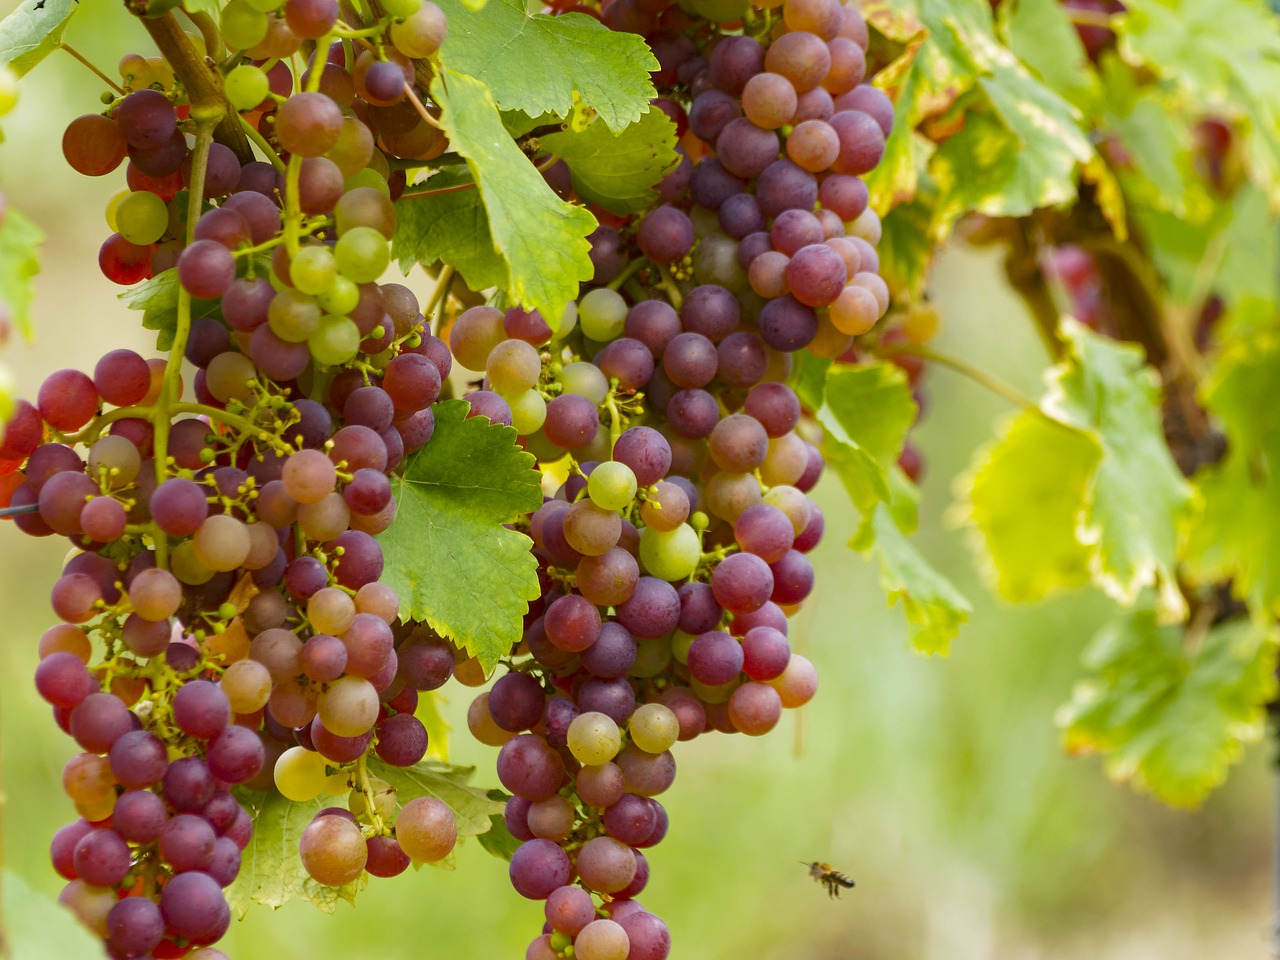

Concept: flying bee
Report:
left=806, top=862, right=856, bottom=899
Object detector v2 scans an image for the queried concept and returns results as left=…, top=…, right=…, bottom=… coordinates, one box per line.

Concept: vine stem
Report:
left=152, top=119, right=216, bottom=568
left=238, top=115, right=286, bottom=173
left=421, top=265, right=456, bottom=324
left=399, top=179, right=476, bottom=201
left=607, top=257, right=647, bottom=292
left=879, top=342, right=1039, bottom=411
left=355, top=754, right=385, bottom=832
left=0, top=504, right=40, bottom=518
left=59, top=43, right=124, bottom=94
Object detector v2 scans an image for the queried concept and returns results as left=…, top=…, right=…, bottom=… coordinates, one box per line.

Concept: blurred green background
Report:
left=0, top=3, right=1273, bottom=957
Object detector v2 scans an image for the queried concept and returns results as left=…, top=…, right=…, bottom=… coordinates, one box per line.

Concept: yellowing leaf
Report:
left=0, top=206, right=42, bottom=341
left=380, top=400, right=544, bottom=671
left=1057, top=607, right=1278, bottom=808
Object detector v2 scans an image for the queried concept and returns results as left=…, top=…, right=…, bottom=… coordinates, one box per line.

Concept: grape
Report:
left=160, top=813, right=217, bottom=872
left=115, top=89, right=177, bottom=150
left=546, top=885, right=596, bottom=936
left=838, top=84, right=895, bottom=136
left=616, top=576, right=681, bottom=639
left=383, top=353, right=442, bottom=411
left=177, top=240, right=236, bottom=299
left=764, top=31, right=831, bottom=92
left=365, top=835, right=411, bottom=878
left=164, top=757, right=217, bottom=811
left=207, top=726, right=266, bottom=784
left=637, top=524, right=701, bottom=582
left=617, top=911, right=672, bottom=960
left=786, top=242, right=848, bottom=306
left=159, top=871, right=230, bottom=945
left=830, top=109, right=887, bottom=175
left=543, top=394, right=599, bottom=449
left=490, top=671, right=548, bottom=732
left=391, top=2, right=448, bottom=57
left=636, top=206, right=695, bottom=264
left=708, top=35, right=764, bottom=95
left=576, top=836, right=637, bottom=894
left=106, top=898, right=166, bottom=958
left=728, top=681, right=783, bottom=735
left=225, top=64, right=270, bottom=110
left=317, top=675, right=379, bottom=737
left=716, top=118, right=780, bottom=178
left=115, top=189, right=168, bottom=245
left=376, top=713, right=429, bottom=766
left=274, top=746, right=330, bottom=802
left=742, top=73, right=798, bottom=130
left=509, top=838, right=572, bottom=900
left=567, top=711, right=622, bottom=765
left=276, top=92, right=344, bottom=158
left=576, top=919, right=631, bottom=960
left=173, top=680, right=231, bottom=739
left=300, top=814, right=367, bottom=886
left=396, top=796, right=457, bottom=862
left=497, top=734, right=566, bottom=800
left=688, top=90, right=742, bottom=142
left=63, top=115, right=127, bottom=177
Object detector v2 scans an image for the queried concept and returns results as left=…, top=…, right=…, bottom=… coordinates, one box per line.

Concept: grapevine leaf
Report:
left=1184, top=310, right=1280, bottom=613
left=0, top=0, right=77, bottom=76
left=227, top=790, right=364, bottom=916
left=541, top=110, right=679, bottom=216
left=786, top=351, right=830, bottom=413
left=876, top=193, right=935, bottom=300
left=997, top=0, right=1099, bottom=109
left=1117, top=0, right=1280, bottom=205
left=392, top=173, right=507, bottom=295
left=1044, top=319, right=1193, bottom=617
left=366, top=759, right=505, bottom=841
left=118, top=269, right=221, bottom=352
left=0, top=206, right=42, bottom=341
left=381, top=400, right=544, bottom=671
left=181, top=0, right=222, bottom=19
left=435, top=0, right=658, bottom=132
left=1057, top=607, right=1278, bottom=808
left=478, top=815, right=521, bottom=860
left=2, top=868, right=101, bottom=956
left=431, top=67, right=597, bottom=324
left=958, top=410, right=1102, bottom=603
left=870, top=503, right=971, bottom=656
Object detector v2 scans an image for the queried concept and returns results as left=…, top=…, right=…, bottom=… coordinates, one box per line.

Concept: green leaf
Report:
left=392, top=173, right=507, bottom=295
left=998, top=0, right=1099, bottom=109
left=1118, top=0, right=1280, bottom=205
left=0, top=0, right=77, bottom=76
left=181, top=0, right=222, bottom=19
left=1044, top=319, right=1193, bottom=617
left=2, top=868, right=102, bottom=959
left=0, top=206, right=42, bottom=341
left=380, top=400, right=544, bottom=671
left=958, top=410, right=1102, bottom=603
left=876, top=192, right=936, bottom=301
left=435, top=0, right=657, bottom=133
left=366, top=758, right=505, bottom=841
left=786, top=351, right=831, bottom=413
left=118, top=269, right=222, bottom=352
left=869, top=503, right=972, bottom=655
left=431, top=67, right=597, bottom=324
left=1184, top=312, right=1280, bottom=614
left=228, top=790, right=364, bottom=916
left=1057, top=607, right=1278, bottom=807
left=541, top=110, right=679, bottom=216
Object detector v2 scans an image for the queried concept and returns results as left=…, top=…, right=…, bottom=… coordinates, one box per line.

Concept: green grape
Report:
left=171, top=540, right=215, bottom=586
left=104, top=189, right=130, bottom=233
left=630, top=635, right=673, bottom=678
left=548, top=299, right=577, bottom=343
left=291, top=245, right=338, bottom=296
left=334, top=226, right=390, bottom=283
left=344, top=167, right=391, bottom=196
left=268, top=288, right=322, bottom=342
left=0, top=67, right=19, bottom=117
left=317, top=676, right=379, bottom=737
left=244, top=0, right=284, bottom=9
left=274, top=745, right=329, bottom=802
left=670, top=630, right=696, bottom=665
left=560, top=360, right=609, bottom=404
left=309, top=315, right=361, bottom=366
left=317, top=275, right=360, bottom=315
left=224, top=64, right=270, bottom=111
left=566, top=711, right=622, bottom=766
left=690, top=676, right=738, bottom=705
left=629, top=703, right=679, bottom=754
left=578, top=288, right=627, bottom=342
left=587, top=460, right=638, bottom=512
left=220, top=0, right=269, bottom=51
left=486, top=339, right=541, bottom=395
left=192, top=514, right=252, bottom=572
left=114, top=190, right=168, bottom=245
left=510, top=389, right=548, bottom=435
left=382, top=0, right=423, bottom=17
left=638, top=523, right=702, bottom=581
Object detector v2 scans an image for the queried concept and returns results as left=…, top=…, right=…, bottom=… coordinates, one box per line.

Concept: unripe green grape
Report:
left=390, top=2, right=446, bottom=58
left=567, top=711, right=622, bottom=766
left=220, top=0, right=269, bottom=51
left=105, top=189, right=130, bottom=233
left=309, top=315, right=361, bottom=366
left=382, top=0, right=423, bottom=17
left=193, top=513, right=252, bottom=571
left=344, top=167, right=390, bottom=196
left=587, top=461, right=637, bottom=512
left=317, top=675, right=379, bottom=737
left=269, top=289, right=322, bottom=342
left=560, top=360, right=608, bottom=404
left=291, top=245, right=338, bottom=296
left=578, top=288, right=627, bottom=342
left=638, top=523, right=702, bottom=581
left=510, top=389, right=547, bottom=435
left=670, top=629, right=696, bottom=664
left=171, top=540, right=216, bottom=586
left=334, top=226, right=390, bottom=283
left=244, top=0, right=285, bottom=10
left=275, top=745, right=329, bottom=802
left=317, top=275, right=360, bottom=315
left=630, top=635, right=673, bottom=678
left=486, top=339, right=541, bottom=395
left=690, top=676, right=738, bottom=704
left=574, top=919, right=630, bottom=960
left=222, top=659, right=272, bottom=713
left=224, top=64, right=270, bottom=111
left=114, top=190, right=168, bottom=246
left=629, top=703, right=679, bottom=754
left=548, top=300, right=577, bottom=342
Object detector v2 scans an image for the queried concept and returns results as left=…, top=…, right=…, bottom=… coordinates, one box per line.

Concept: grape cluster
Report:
left=430, top=1, right=894, bottom=956
left=2, top=1, right=474, bottom=955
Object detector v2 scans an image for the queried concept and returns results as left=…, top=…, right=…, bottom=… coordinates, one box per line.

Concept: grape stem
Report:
left=282, top=33, right=335, bottom=257
left=421, top=265, right=456, bottom=328
left=355, top=754, right=385, bottom=832
left=238, top=114, right=287, bottom=174
left=171, top=402, right=296, bottom=454
left=878, top=342, right=1039, bottom=411
left=152, top=118, right=217, bottom=568
left=606, top=257, right=647, bottom=293
left=58, top=43, right=124, bottom=95
left=655, top=264, right=684, bottom=311
left=399, top=178, right=476, bottom=200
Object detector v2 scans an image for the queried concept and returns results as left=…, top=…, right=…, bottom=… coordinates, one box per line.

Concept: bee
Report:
left=806, top=861, right=856, bottom=899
